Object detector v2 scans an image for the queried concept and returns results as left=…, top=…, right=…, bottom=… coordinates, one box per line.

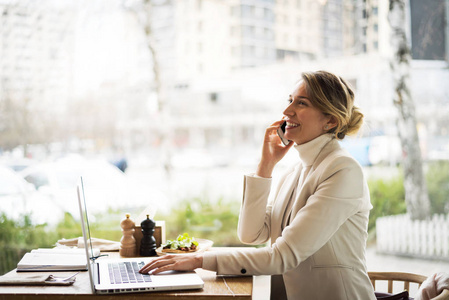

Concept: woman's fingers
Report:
left=271, top=119, right=285, bottom=127
left=257, top=120, right=293, bottom=177
left=139, top=256, right=174, bottom=274
left=149, top=264, right=173, bottom=275
left=139, top=254, right=203, bottom=275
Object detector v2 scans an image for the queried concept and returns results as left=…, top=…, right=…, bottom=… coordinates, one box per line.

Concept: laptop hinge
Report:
left=93, top=260, right=100, bottom=285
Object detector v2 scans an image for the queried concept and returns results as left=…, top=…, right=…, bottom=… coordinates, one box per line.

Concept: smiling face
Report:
left=283, top=81, right=333, bottom=145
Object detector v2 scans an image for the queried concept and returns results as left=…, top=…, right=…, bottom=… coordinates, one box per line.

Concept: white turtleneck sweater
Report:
left=202, top=133, right=375, bottom=300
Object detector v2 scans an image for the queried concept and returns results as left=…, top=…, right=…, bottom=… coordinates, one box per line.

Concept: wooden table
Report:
left=0, top=250, right=253, bottom=300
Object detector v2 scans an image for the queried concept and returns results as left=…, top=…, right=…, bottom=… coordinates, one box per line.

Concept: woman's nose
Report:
left=283, top=104, right=293, bottom=117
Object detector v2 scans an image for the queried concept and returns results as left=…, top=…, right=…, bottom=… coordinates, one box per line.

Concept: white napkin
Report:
left=57, top=237, right=120, bottom=251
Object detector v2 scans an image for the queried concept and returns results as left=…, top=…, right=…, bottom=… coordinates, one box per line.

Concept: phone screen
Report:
left=277, top=121, right=291, bottom=146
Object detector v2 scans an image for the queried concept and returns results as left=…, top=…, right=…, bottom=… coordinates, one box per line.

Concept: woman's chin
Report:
left=284, top=134, right=295, bottom=142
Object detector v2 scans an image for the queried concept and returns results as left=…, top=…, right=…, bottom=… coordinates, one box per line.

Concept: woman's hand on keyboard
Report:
left=139, top=254, right=203, bottom=275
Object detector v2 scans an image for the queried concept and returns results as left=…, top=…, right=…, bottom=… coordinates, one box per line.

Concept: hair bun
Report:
left=345, top=106, right=364, bottom=137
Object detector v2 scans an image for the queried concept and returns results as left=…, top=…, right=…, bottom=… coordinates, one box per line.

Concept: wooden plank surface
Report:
left=0, top=249, right=252, bottom=300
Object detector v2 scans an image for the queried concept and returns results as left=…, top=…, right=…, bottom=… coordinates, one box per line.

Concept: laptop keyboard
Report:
left=108, top=261, right=152, bottom=284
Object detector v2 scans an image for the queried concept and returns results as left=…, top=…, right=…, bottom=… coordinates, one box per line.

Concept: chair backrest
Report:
left=368, top=271, right=427, bottom=294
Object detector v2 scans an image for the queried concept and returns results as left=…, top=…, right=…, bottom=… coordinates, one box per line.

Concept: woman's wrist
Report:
left=256, top=161, right=275, bottom=178
left=195, top=253, right=204, bottom=269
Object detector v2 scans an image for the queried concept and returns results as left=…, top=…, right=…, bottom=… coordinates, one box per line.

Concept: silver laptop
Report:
left=76, top=177, right=204, bottom=294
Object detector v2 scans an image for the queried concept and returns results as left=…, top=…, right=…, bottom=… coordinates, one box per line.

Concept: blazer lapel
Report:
left=271, top=165, right=302, bottom=238
left=291, top=165, right=314, bottom=213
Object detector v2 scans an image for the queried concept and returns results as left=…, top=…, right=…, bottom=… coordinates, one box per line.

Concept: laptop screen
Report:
left=79, top=178, right=97, bottom=257
left=77, top=177, right=97, bottom=293
left=76, top=176, right=205, bottom=294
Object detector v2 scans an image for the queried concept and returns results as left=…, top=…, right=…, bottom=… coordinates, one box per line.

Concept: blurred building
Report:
left=0, top=0, right=77, bottom=151
left=274, top=0, right=320, bottom=60
left=147, top=0, right=449, bottom=162
left=0, top=0, right=448, bottom=163
left=321, top=0, right=345, bottom=57
left=149, top=0, right=369, bottom=82
left=0, top=1, right=76, bottom=114
left=346, top=0, right=391, bottom=56
left=148, top=0, right=365, bottom=149
left=0, top=0, right=154, bottom=155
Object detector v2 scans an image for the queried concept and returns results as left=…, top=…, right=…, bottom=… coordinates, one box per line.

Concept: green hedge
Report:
left=157, top=196, right=244, bottom=247
left=426, top=160, right=449, bottom=215
left=0, top=212, right=82, bottom=276
left=367, top=160, right=449, bottom=236
left=367, top=175, right=406, bottom=234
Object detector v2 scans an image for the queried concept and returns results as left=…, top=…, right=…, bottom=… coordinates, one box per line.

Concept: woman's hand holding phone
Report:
left=277, top=121, right=291, bottom=146
left=256, top=120, right=294, bottom=178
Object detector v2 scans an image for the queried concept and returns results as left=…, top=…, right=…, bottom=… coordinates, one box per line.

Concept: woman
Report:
left=140, top=70, right=376, bottom=300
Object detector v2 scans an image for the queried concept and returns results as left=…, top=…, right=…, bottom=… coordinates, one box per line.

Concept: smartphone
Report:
left=277, top=121, right=291, bottom=146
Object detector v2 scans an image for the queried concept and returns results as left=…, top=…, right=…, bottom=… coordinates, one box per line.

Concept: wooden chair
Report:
left=368, top=272, right=449, bottom=300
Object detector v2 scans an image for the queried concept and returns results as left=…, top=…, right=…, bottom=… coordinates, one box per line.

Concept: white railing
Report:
left=376, top=214, right=449, bottom=259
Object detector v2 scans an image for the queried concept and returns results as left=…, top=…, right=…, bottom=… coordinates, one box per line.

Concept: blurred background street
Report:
left=1, top=0, right=448, bottom=283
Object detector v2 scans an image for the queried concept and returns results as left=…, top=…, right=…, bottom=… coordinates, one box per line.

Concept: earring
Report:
left=324, top=125, right=329, bottom=130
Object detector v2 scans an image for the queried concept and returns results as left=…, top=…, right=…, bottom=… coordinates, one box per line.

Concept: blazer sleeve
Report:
left=237, top=174, right=273, bottom=245
left=203, top=155, right=368, bottom=275
left=237, top=166, right=295, bottom=245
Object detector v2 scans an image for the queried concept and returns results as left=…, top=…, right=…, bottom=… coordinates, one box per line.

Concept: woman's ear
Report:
left=326, top=115, right=338, bottom=130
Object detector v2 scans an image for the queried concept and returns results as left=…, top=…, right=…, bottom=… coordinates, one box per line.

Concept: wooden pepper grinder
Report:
left=140, top=214, right=157, bottom=256
left=119, top=213, right=136, bottom=257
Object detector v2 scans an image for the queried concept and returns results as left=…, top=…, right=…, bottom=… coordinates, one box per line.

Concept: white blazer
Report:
left=203, top=134, right=376, bottom=300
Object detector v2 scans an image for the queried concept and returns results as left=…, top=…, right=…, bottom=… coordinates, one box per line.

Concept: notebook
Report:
left=17, top=248, right=99, bottom=271
left=76, top=177, right=204, bottom=294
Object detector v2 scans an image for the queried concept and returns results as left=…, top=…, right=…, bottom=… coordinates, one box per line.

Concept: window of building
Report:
left=243, top=25, right=255, bottom=38
left=264, top=27, right=272, bottom=39
left=264, top=8, right=272, bottom=21
left=210, top=92, right=218, bottom=103
left=231, top=6, right=240, bottom=17
left=241, top=5, right=253, bottom=18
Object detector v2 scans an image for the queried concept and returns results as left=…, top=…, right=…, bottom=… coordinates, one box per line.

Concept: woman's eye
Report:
left=287, top=98, right=307, bottom=106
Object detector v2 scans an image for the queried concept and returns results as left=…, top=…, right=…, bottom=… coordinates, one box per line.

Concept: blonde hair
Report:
left=301, top=70, right=363, bottom=140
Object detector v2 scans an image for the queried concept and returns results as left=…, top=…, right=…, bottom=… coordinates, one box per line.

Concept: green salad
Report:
left=162, top=233, right=199, bottom=252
